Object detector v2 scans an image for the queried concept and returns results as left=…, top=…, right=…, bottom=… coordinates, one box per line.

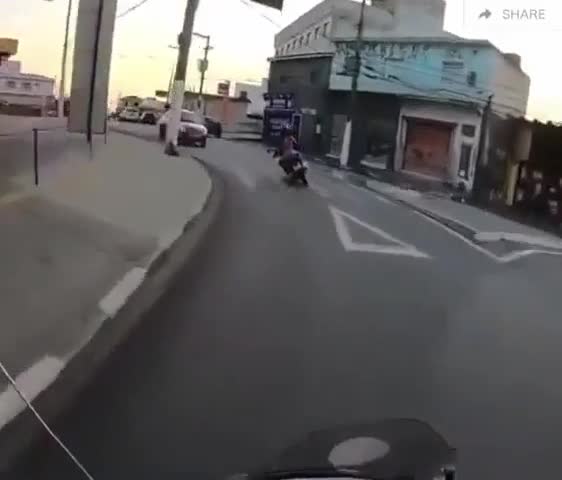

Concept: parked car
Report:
left=204, top=116, right=222, bottom=138
left=119, top=107, right=141, bottom=122
left=140, top=111, right=159, bottom=125
left=158, top=109, right=208, bottom=147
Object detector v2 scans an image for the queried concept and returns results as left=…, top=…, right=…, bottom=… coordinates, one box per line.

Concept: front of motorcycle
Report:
left=229, top=419, right=456, bottom=480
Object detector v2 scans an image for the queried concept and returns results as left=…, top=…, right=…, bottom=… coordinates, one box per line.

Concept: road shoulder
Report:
left=0, top=134, right=223, bottom=470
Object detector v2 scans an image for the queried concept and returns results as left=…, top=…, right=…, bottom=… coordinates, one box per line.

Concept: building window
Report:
left=299, top=36, right=304, bottom=47
left=458, top=143, right=472, bottom=179
left=461, top=124, right=476, bottom=137
left=467, top=71, right=477, bottom=87
left=22, top=82, right=32, bottom=91
left=441, top=60, right=464, bottom=83
left=323, top=22, right=330, bottom=36
left=306, top=32, right=311, bottom=45
left=292, top=39, right=296, bottom=50
left=6, top=80, right=16, bottom=89
left=314, top=26, right=320, bottom=39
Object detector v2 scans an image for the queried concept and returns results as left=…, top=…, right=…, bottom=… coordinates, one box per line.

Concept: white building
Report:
left=234, top=78, right=268, bottom=117
left=274, top=0, right=453, bottom=58
left=0, top=60, right=55, bottom=113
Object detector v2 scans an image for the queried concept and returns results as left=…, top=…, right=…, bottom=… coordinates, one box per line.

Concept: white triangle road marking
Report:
left=329, top=206, right=431, bottom=259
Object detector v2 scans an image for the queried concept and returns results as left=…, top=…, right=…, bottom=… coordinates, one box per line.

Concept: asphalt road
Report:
left=10, top=128, right=562, bottom=480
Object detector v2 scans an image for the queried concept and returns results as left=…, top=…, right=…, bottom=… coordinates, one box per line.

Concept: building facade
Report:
left=234, top=79, right=268, bottom=117
left=0, top=60, right=55, bottom=115
left=268, top=0, right=530, bottom=190
left=183, top=92, right=251, bottom=131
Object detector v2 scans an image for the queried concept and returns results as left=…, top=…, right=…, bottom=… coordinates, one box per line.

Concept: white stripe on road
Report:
left=412, top=211, right=500, bottom=261
left=0, top=356, right=65, bottom=429
left=99, top=267, right=146, bottom=318
left=412, top=210, right=562, bottom=263
left=347, top=182, right=392, bottom=204
left=330, top=206, right=430, bottom=258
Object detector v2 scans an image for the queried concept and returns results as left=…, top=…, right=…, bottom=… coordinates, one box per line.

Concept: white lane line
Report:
left=99, top=267, right=146, bottom=318
left=412, top=210, right=501, bottom=261
left=499, top=248, right=562, bottom=263
left=475, top=231, right=562, bottom=250
left=412, top=211, right=562, bottom=263
left=347, top=182, right=392, bottom=204
left=330, top=206, right=430, bottom=259
left=0, top=356, right=65, bottom=429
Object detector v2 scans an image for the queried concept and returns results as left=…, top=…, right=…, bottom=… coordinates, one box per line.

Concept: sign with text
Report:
left=463, top=0, right=562, bottom=31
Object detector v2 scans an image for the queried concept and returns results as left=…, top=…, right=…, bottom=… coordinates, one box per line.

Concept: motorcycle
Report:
left=229, top=418, right=456, bottom=480
left=270, top=148, right=309, bottom=187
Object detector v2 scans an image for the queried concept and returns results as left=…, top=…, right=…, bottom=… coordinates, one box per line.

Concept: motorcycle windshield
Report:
left=251, top=419, right=456, bottom=480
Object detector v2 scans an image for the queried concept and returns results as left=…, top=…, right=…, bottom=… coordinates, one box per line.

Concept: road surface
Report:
left=10, top=129, right=562, bottom=480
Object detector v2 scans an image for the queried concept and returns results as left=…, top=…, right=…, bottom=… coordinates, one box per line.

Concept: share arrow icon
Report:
left=478, top=8, right=492, bottom=19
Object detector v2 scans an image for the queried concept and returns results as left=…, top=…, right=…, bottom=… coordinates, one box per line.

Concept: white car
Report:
left=118, top=107, right=141, bottom=122
left=158, top=109, right=208, bottom=148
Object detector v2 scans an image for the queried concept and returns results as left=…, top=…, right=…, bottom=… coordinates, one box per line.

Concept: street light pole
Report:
left=165, top=0, right=200, bottom=156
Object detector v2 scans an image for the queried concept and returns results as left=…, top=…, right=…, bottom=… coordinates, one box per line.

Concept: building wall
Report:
left=330, top=40, right=529, bottom=117
left=273, top=0, right=450, bottom=59
left=0, top=61, right=54, bottom=112
left=183, top=95, right=249, bottom=130
left=490, top=54, right=530, bottom=117
left=274, top=0, right=335, bottom=57
left=234, top=79, right=267, bottom=116
left=395, top=101, right=482, bottom=188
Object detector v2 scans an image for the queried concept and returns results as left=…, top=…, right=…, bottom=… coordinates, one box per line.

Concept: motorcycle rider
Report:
left=278, top=124, right=303, bottom=176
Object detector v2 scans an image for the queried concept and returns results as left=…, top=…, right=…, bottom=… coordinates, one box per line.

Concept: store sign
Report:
left=197, top=59, right=208, bottom=73
left=263, top=92, right=294, bottom=109
left=217, top=81, right=230, bottom=96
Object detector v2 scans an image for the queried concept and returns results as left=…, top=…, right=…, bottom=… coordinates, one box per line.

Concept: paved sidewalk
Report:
left=0, top=132, right=211, bottom=440
left=329, top=168, right=562, bottom=250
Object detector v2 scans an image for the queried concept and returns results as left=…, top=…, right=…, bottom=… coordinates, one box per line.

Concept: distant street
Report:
left=10, top=126, right=562, bottom=480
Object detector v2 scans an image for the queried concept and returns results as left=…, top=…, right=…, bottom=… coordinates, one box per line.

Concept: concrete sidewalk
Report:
left=330, top=168, right=562, bottom=250
left=0, top=132, right=213, bottom=464
left=0, top=115, right=66, bottom=136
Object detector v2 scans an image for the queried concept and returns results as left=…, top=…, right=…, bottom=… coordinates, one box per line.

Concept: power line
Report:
left=117, top=0, right=153, bottom=19
left=238, top=0, right=282, bottom=28
left=361, top=56, right=525, bottom=102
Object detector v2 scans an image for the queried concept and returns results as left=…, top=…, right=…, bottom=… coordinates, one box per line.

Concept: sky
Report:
left=2, top=0, right=562, bottom=121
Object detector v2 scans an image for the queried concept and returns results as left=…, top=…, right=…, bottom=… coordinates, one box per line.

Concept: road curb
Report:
left=0, top=157, right=224, bottom=472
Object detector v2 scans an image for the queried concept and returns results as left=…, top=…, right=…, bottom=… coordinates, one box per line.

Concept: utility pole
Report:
left=194, top=33, right=212, bottom=114
left=165, top=0, right=200, bottom=156
left=58, top=0, right=72, bottom=118
left=340, top=0, right=366, bottom=169
left=473, top=94, right=494, bottom=199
